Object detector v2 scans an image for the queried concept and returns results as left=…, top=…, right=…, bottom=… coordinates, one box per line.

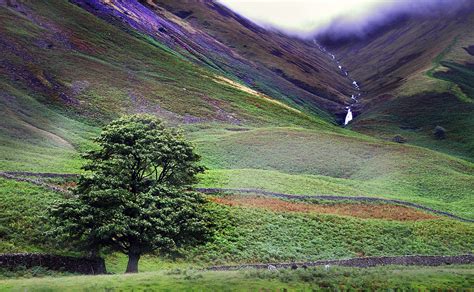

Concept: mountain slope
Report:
left=325, top=11, right=474, bottom=160
left=0, top=0, right=331, bottom=172
left=70, top=0, right=355, bottom=118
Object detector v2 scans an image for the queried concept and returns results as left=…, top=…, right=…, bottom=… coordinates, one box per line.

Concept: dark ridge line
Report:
left=207, top=254, right=474, bottom=271
left=196, top=188, right=474, bottom=223
left=1, top=172, right=471, bottom=223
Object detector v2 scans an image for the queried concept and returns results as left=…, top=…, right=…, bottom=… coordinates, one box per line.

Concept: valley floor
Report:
left=1, top=265, right=473, bottom=291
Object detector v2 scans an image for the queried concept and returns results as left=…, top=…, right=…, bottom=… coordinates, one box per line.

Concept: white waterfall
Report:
left=344, top=108, right=353, bottom=125
left=314, top=39, right=362, bottom=126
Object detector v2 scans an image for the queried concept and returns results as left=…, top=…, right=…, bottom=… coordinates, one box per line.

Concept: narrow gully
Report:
left=313, top=40, right=362, bottom=126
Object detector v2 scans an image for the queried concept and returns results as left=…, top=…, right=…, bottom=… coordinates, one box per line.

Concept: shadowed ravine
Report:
left=313, top=40, right=362, bottom=125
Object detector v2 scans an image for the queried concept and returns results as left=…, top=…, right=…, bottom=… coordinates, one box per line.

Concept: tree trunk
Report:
left=125, top=252, right=140, bottom=273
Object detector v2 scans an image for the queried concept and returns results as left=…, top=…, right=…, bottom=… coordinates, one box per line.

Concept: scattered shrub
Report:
left=392, top=135, right=407, bottom=143
left=433, top=126, right=447, bottom=140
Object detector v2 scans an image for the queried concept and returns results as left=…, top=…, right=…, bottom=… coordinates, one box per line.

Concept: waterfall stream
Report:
left=313, top=40, right=361, bottom=126
left=344, top=108, right=353, bottom=125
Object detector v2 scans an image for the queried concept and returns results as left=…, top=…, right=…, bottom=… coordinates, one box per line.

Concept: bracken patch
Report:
left=211, top=195, right=439, bottom=221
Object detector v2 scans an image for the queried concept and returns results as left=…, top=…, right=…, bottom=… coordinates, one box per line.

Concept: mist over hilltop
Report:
left=218, top=0, right=474, bottom=41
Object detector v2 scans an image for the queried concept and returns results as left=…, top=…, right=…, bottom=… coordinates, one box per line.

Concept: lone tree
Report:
left=50, top=115, right=213, bottom=273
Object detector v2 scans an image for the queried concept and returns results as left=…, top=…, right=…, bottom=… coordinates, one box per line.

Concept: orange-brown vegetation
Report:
left=55, top=181, right=77, bottom=191
left=211, top=195, right=439, bottom=221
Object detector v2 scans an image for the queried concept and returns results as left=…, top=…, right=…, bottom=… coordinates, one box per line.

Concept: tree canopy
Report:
left=50, top=115, right=213, bottom=273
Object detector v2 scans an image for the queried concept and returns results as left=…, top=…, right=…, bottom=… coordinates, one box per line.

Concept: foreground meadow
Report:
left=1, top=265, right=473, bottom=291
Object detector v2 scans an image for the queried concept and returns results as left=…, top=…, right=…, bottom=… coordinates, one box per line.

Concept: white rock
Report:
left=267, top=265, right=277, bottom=271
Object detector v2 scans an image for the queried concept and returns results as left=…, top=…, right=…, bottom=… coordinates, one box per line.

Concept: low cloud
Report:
left=217, top=0, right=474, bottom=40
left=314, top=0, right=474, bottom=42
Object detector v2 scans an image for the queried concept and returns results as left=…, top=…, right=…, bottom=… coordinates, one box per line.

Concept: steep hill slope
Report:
left=325, top=11, right=474, bottom=160
left=70, top=0, right=355, bottom=119
left=0, top=0, right=328, bottom=171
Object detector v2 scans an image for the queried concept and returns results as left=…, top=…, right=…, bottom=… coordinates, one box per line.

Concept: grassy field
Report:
left=2, top=178, right=473, bottom=265
left=1, top=265, right=473, bottom=291
left=192, top=126, right=474, bottom=219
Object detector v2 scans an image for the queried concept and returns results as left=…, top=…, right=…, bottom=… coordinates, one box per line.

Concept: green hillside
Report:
left=0, top=0, right=326, bottom=172
left=0, top=0, right=473, bottom=288
left=332, top=13, right=474, bottom=160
